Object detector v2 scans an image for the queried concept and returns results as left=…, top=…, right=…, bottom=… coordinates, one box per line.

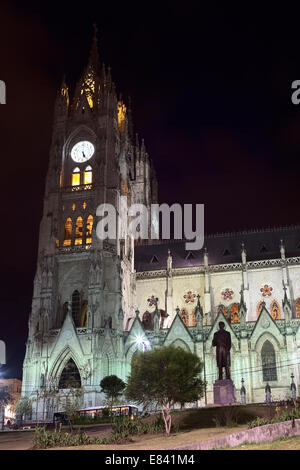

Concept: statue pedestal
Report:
left=213, top=379, right=236, bottom=405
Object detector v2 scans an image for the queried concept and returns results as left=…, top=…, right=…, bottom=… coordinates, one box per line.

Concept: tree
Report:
left=61, top=386, right=83, bottom=432
left=125, top=345, right=205, bottom=435
left=100, top=375, right=126, bottom=419
left=0, top=388, right=13, bottom=429
left=15, top=396, right=32, bottom=424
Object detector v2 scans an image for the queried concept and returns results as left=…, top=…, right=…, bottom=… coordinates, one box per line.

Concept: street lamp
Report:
left=135, top=335, right=150, bottom=352
left=291, top=373, right=297, bottom=400
left=240, top=378, right=246, bottom=404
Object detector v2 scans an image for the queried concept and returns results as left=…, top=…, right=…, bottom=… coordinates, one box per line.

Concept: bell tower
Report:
left=21, top=27, right=157, bottom=414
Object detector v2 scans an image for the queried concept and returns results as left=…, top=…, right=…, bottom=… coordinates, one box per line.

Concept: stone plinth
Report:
left=213, top=379, right=235, bottom=405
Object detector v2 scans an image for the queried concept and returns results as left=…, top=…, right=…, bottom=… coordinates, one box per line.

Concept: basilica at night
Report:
left=21, top=33, right=300, bottom=419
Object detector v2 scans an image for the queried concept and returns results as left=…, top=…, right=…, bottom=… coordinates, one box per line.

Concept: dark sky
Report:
left=1, top=1, right=300, bottom=378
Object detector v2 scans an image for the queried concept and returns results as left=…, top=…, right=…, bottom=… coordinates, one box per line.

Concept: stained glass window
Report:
left=58, top=358, right=81, bottom=389
left=63, top=218, right=72, bottom=246
left=261, top=340, right=277, bottom=382
left=270, top=300, right=281, bottom=320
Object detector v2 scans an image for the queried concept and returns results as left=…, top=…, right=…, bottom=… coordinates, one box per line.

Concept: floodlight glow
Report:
left=135, top=335, right=143, bottom=345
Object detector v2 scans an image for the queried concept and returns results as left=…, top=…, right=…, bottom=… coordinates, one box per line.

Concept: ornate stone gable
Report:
left=250, top=303, right=284, bottom=349
left=124, top=314, right=146, bottom=356
left=52, top=311, right=85, bottom=358
left=163, top=311, right=194, bottom=346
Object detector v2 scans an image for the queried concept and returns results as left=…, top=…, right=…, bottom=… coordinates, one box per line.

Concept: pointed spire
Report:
left=239, top=285, right=247, bottom=332
left=127, top=96, right=133, bottom=138
left=153, top=299, right=160, bottom=335
left=195, top=294, right=203, bottom=331
left=54, top=74, right=69, bottom=118
left=71, top=24, right=101, bottom=113
left=167, top=249, right=172, bottom=273
left=88, top=23, right=100, bottom=72
left=282, top=280, right=292, bottom=320
left=280, top=239, right=286, bottom=260
left=204, top=246, right=208, bottom=268
left=241, top=242, right=247, bottom=265
left=239, top=284, right=246, bottom=310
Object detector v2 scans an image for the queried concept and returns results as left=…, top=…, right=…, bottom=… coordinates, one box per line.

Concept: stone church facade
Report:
left=21, top=34, right=300, bottom=418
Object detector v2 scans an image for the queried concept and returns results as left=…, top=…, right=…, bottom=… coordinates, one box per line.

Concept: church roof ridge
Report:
left=137, top=224, right=300, bottom=247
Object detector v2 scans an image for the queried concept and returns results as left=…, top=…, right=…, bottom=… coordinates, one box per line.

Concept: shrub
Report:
left=248, top=403, right=300, bottom=429
left=33, top=414, right=167, bottom=448
left=212, top=407, right=240, bottom=427
left=33, top=426, right=103, bottom=449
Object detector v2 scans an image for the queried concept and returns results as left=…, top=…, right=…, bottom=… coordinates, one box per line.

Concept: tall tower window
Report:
left=72, top=290, right=81, bottom=326
left=261, top=340, right=277, bottom=382
left=84, top=165, right=92, bottom=184
left=81, top=301, right=88, bottom=327
left=86, top=215, right=93, bottom=244
left=75, top=217, right=83, bottom=245
left=72, top=167, right=81, bottom=186
left=63, top=218, right=72, bottom=246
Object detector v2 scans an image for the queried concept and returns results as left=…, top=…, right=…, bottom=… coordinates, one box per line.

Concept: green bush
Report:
left=102, top=408, right=110, bottom=418
left=212, top=407, right=240, bottom=428
left=33, top=426, right=103, bottom=449
left=248, top=403, right=300, bottom=429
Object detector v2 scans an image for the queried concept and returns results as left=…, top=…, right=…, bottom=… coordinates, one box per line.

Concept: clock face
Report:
left=71, top=141, right=95, bottom=163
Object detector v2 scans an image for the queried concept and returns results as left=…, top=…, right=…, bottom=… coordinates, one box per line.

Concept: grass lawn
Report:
left=50, top=425, right=248, bottom=450
left=223, top=435, right=300, bottom=450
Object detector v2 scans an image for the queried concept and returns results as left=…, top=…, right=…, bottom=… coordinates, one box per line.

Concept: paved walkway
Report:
left=0, top=424, right=111, bottom=450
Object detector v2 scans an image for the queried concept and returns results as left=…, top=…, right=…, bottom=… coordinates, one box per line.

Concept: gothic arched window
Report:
left=72, top=290, right=81, bottom=326
left=72, top=167, right=80, bottom=186
left=296, top=298, right=300, bottom=318
left=84, top=165, right=92, bottom=185
left=180, top=308, right=189, bottom=327
left=171, top=339, right=190, bottom=352
left=218, top=304, right=228, bottom=319
left=191, top=308, right=197, bottom=327
left=257, top=301, right=263, bottom=318
left=270, top=300, right=281, bottom=320
left=80, top=300, right=88, bottom=327
left=58, top=358, right=81, bottom=389
left=63, top=218, right=72, bottom=246
left=75, top=217, right=83, bottom=245
left=102, top=353, right=110, bottom=378
left=230, top=303, right=240, bottom=323
left=86, top=215, right=93, bottom=244
left=261, top=340, right=277, bottom=382
left=142, top=311, right=153, bottom=330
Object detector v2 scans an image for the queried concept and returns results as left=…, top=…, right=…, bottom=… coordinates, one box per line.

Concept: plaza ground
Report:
left=1, top=405, right=300, bottom=451
left=0, top=424, right=111, bottom=450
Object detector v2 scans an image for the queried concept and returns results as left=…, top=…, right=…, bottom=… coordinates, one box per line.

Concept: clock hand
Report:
left=82, top=151, right=86, bottom=159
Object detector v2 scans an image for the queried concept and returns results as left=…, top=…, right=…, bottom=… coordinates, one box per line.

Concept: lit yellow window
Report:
left=72, top=203, right=76, bottom=211
left=86, top=215, right=93, bottom=244
left=75, top=216, right=83, bottom=245
left=84, top=165, right=92, bottom=185
left=72, top=167, right=80, bottom=186
left=83, top=202, right=87, bottom=210
left=63, top=218, right=72, bottom=246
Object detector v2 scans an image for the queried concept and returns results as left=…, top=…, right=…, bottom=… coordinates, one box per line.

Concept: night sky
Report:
left=1, top=2, right=300, bottom=378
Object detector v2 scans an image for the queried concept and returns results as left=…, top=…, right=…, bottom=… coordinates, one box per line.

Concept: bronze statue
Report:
left=212, top=321, right=231, bottom=380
